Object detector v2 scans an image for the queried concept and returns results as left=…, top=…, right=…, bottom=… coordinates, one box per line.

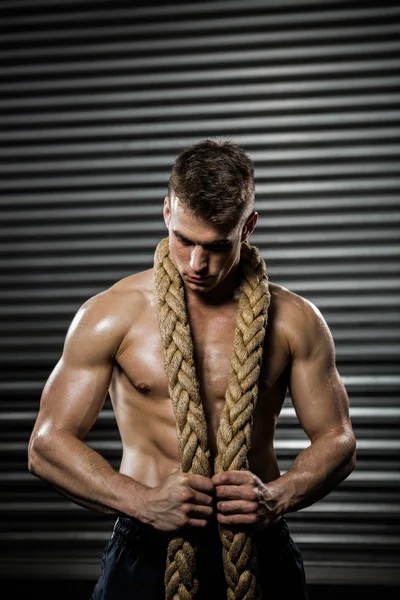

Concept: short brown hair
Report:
left=168, top=138, right=255, bottom=226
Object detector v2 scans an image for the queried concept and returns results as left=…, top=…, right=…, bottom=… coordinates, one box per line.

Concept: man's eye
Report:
left=208, top=246, right=230, bottom=253
left=178, top=239, right=229, bottom=252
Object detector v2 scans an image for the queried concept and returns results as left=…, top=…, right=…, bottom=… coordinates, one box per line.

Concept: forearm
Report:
left=28, top=430, right=150, bottom=519
left=267, top=429, right=356, bottom=517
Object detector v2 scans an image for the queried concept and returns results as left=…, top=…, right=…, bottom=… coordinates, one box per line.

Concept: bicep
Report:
left=31, top=295, right=121, bottom=443
left=287, top=300, right=351, bottom=442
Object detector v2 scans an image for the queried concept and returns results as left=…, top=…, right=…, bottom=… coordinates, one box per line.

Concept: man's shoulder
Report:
left=268, top=281, right=313, bottom=317
left=268, top=282, right=332, bottom=355
left=108, top=268, right=154, bottom=301
left=76, top=269, right=154, bottom=333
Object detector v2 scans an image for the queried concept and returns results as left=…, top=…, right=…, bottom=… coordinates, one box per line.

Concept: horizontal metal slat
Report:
left=4, top=112, right=400, bottom=143
left=2, top=75, right=400, bottom=112
left=1, top=0, right=381, bottom=26
left=4, top=94, right=400, bottom=129
left=2, top=163, right=400, bottom=189
left=2, top=188, right=399, bottom=210
left=4, top=129, right=400, bottom=161
left=3, top=144, right=400, bottom=173
left=4, top=4, right=400, bottom=44
left=2, top=210, right=399, bottom=231
left=0, top=143, right=400, bottom=175
left=2, top=58, right=399, bottom=94
left=3, top=22, right=400, bottom=63
left=4, top=41, right=400, bottom=78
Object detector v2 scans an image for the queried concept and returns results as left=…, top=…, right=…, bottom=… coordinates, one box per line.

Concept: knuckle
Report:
left=178, top=514, right=189, bottom=527
left=179, top=489, right=193, bottom=503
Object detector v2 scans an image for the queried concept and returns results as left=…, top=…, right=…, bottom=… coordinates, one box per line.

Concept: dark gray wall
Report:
left=1, top=0, right=399, bottom=587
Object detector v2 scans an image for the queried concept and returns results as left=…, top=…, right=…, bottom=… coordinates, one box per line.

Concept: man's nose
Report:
left=189, top=246, right=208, bottom=273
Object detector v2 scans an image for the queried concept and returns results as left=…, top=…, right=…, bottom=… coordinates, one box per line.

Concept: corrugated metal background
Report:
left=1, top=0, right=399, bottom=587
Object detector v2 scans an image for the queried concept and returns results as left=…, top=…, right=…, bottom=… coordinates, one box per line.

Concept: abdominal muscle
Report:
left=119, top=446, right=282, bottom=490
left=109, top=367, right=284, bottom=490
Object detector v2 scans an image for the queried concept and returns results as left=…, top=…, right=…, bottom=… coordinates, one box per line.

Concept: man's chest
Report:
left=114, top=300, right=289, bottom=406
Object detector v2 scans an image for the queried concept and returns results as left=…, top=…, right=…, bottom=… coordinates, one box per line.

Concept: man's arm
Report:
left=267, top=294, right=357, bottom=517
left=27, top=289, right=150, bottom=519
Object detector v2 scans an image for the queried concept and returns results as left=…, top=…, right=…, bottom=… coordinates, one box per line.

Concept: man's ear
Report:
left=163, top=195, right=171, bottom=228
left=241, top=211, right=258, bottom=242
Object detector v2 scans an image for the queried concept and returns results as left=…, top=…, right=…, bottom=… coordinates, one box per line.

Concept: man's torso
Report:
left=106, top=268, right=294, bottom=489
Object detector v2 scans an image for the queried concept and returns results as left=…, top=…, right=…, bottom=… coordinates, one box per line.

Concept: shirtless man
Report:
left=28, top=138, right=356, bottom=600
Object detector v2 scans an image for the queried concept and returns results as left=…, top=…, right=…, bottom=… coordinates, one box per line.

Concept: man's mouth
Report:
left=186, top=275, right=211, bottom=283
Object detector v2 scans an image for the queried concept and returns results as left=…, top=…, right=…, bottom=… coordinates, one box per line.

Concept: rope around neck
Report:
left=153, top=237, right=271, bottom=600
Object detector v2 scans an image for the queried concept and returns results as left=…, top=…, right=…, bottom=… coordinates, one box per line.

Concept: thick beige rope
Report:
left=153, top=237, right=271, bottom=600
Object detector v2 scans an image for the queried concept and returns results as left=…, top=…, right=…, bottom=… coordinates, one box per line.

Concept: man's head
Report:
left=168, top=137, right=255, bottom=226
left=163, top=138, right=258, bottom=295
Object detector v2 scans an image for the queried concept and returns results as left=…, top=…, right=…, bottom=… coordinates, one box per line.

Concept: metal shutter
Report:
left=1, top=0, right=399, bottom=587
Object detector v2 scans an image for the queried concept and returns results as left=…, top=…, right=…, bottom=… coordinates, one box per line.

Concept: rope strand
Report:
left=153, top=237, right=271, bottom=600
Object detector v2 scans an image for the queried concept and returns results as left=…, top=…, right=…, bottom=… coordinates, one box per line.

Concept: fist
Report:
left=211, top=470, right=280, bottom=530
left=142, top=468, right=215, bottom=532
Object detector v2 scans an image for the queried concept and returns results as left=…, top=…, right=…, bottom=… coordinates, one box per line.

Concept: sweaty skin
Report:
left=28, top=200, right=356, bottom=532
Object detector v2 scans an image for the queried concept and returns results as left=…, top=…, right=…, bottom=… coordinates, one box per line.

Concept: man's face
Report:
left=163, top=194, right=256, bottom=294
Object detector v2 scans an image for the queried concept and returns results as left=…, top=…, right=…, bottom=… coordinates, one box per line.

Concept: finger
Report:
left=186, top=503, right=214, bottom=518
left=212, top=471, right=253, bottom=486
left=217, top=500, right=258, bottom=514
left=215, top=484, right=258, bottom=501
left=217, top=513, right=257, bottom=525
left=191, top=489, right=215, bottom=507
left=185, top=518, right=209, bottom=528
left=188, top=473, right=215, bottom=495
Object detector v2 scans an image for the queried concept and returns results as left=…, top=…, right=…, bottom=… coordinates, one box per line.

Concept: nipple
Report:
left=136, top=381, right=150, bottom=394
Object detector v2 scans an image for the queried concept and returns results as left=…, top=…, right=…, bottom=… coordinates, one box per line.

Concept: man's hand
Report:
left=211, top=470, right=282, bottom=531
left=140, top=468, right=215, bottom=532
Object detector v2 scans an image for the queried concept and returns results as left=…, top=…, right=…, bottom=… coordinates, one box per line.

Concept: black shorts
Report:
left=90, top=515, right=309, bottom=600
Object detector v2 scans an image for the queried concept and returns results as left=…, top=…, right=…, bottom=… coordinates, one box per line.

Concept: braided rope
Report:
left=153, top=237, right=271, bottom=600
